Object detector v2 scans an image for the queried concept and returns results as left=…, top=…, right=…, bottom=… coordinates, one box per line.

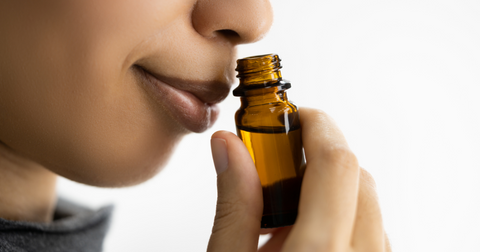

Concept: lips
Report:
left=134, top=65, right=231, bottom=133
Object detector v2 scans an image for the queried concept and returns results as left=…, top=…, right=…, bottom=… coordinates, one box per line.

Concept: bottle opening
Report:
left=236, top=54, right=282, bottom=76
left=233, top=54, right=290, bottom=96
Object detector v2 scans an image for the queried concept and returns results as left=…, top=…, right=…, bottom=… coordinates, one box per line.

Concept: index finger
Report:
left=283, top=108, right=360, bottom=251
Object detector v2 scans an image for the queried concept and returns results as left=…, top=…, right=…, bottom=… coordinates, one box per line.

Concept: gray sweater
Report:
left=0, top=199, right=113, bottom=252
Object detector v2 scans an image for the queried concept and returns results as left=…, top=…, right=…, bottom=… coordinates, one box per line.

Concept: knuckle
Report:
left=310, top=108, right=329, bottom=118
left=308, top=109, right=330, bottom=127
left=360, top=167, right=377, bottom=189
left=322, top=147, right=359, bottom=174
left=357, top=168, right=381, bottom=217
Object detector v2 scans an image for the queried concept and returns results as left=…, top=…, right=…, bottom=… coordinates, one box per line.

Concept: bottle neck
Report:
left=240, top=86, right=289, bottom=107
left=237, top=66, right=282, bottom=86
left=233, top=54, right=290, bottom=97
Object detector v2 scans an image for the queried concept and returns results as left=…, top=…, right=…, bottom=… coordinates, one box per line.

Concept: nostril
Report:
left=191, top=0, right=273, bottom=45
left=216, top=29, right=241, bottom=42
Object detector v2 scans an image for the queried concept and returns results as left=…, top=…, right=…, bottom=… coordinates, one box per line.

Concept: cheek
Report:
left=0, top=0, right=191, bottom=186
left=49, top=70, right=186, bottom=187
left=1, top=56, right=185, bottom=187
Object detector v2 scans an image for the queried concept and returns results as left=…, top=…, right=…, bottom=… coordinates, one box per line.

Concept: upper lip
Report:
left=135, top=65, right=231, bottom=105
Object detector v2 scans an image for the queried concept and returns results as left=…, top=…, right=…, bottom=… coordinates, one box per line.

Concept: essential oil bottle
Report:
left=233, top=54, right=305, bottom=228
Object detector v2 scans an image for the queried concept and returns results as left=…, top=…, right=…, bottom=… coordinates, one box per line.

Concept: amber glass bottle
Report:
left=233, top=54, right=305, bottom=228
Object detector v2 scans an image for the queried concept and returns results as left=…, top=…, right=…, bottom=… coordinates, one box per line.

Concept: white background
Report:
left=58, top=1, right=480, bottom=251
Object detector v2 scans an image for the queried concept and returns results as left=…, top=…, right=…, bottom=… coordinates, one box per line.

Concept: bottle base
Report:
left=261, top=211, right=298, bottom=228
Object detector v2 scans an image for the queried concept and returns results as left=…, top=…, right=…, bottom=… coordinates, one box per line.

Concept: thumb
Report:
left=207, top=130, right=263, bottom=252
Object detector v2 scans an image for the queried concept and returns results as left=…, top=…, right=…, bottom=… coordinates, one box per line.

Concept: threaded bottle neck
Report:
left=233, top=54, right=290, bottom=97
left=236, top=54, right=282, bottom=84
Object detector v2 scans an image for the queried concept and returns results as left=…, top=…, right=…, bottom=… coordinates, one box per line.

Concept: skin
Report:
left=0, top=1, right=389, bottom=251
left=209, top=109, right=392, bottom=251
left=0, top=0, right=273, bottom=220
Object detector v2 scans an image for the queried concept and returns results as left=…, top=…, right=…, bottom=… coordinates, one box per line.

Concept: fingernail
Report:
left=211, top=138, right=228, bottom=175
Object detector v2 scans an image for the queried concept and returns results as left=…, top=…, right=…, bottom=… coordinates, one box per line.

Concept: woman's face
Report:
left=0, top=0, right=273, bottom=186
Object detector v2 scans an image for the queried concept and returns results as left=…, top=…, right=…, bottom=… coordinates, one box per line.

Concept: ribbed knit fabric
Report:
left=0, top=199, right=113, bottom=252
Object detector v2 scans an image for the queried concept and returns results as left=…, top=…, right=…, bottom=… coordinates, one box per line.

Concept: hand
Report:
left=208, top=108, right=391, bottom=252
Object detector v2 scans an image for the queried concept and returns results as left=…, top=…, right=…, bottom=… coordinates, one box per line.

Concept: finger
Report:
left=258, top=226, right=293, bottom=252
left=207, top=131, right=263, bottom=252
left=385, top=232, right=392, bottom=252
left=283, top=108, right=360, bottom=251
left=351, top=168, right=384, bottom=251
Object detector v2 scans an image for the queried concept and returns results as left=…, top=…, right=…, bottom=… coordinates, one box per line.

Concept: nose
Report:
left=191, top=0, right=273, bottom=45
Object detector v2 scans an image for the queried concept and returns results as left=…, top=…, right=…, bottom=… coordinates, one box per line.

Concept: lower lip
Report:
left=135, top=66, right=219, bottom=133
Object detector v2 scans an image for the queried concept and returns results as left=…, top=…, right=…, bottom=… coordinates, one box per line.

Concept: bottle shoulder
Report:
left=235, top=102, right=300, bottom=130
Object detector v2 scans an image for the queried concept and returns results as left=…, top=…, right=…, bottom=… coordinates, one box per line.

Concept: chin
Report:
left=54, top=148, right=176, bottom=188
left=42, top=131, right=183, bottom=188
